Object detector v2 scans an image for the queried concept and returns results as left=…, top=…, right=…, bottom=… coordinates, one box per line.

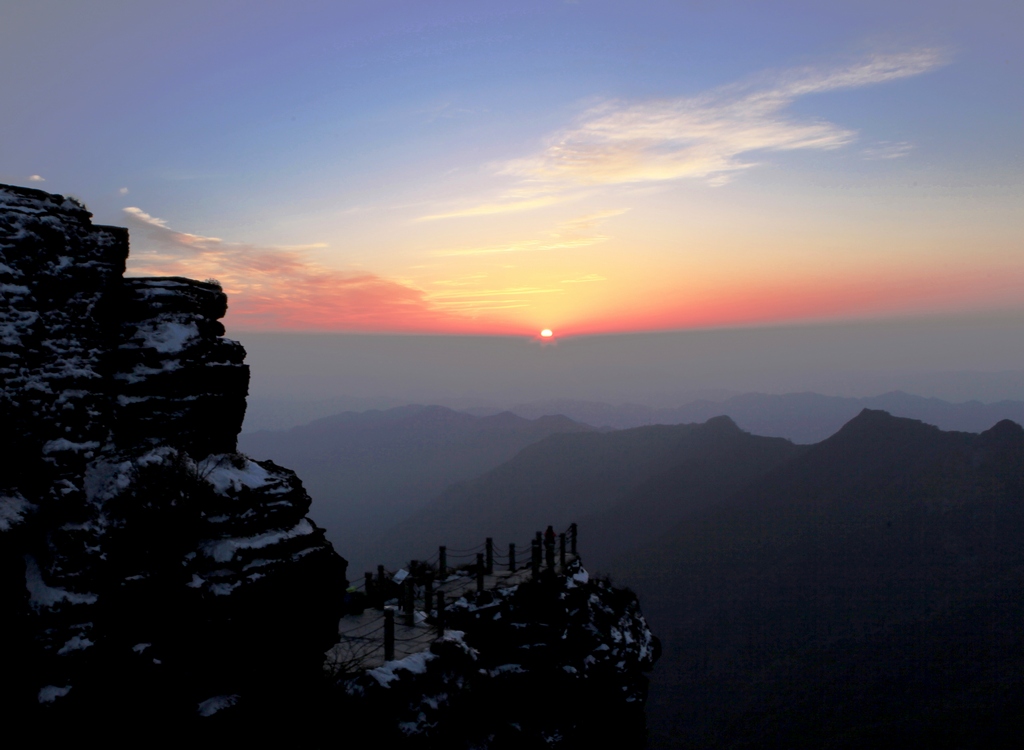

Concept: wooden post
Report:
left=404, top=579, right=415, bottom=626
left=376, top=564, right=387, bottom=608
left=570, top=523, right=578, bottom=555
left=559, top=532, right=566, bottom=568
left=364, top=571, right=374, bottom=604
left=532, top=539, right=541, bottom=579
left=425, top=574, right=434, bottom=615
left=384, top=607, right=395, bottom=661
left=546, top=537, right=555, bottom=571
left=485, top=537, right=493, bottom=574
left=509, top=543, right=516, bottom=573
left=476, top=552, right=485, bottom=593
left=436, top=592, right=445, bottom=637
left=439, top=546, right=447, bottom=580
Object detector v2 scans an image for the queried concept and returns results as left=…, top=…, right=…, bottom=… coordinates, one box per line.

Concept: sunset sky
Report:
left=3, top=1, right=1022, bottom=337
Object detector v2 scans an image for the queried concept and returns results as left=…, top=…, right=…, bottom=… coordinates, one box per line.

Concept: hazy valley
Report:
left=240, top=394, right=1024, bottom=746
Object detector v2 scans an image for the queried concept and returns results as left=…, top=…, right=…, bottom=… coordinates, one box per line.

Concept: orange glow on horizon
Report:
left=215, top=260, right=1024, bottom=338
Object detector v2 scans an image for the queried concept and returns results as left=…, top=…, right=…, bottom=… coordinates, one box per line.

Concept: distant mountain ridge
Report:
left=613, top=410, right=1024, bottom=746
left=238, top=404, right=593, bottom=572
left=371, top=415, right=805, bottom=574
left=468, top=391, right=1024, bottom=442
left=371, top=408, right=1024, bottom=746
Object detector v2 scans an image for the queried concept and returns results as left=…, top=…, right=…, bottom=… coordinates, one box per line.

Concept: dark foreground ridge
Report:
left=0, top=184, right=657, bottom=745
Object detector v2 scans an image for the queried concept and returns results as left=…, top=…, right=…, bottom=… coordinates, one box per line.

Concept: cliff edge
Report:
left=1, top=184, right=658, bottom=744
left=0, top=184, right=346, bottom=728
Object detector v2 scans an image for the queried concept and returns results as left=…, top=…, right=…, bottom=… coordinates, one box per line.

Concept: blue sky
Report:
left=2, top=0, right=1021, bottom=335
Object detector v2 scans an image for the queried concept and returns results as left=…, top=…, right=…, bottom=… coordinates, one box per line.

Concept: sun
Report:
left=540, top=329, right=553, bottom=338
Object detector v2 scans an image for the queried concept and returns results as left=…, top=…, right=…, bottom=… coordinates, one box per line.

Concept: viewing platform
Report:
left=327, top=524, right=579, bottom=672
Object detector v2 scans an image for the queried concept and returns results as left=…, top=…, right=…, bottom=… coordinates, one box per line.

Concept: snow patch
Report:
left=57, top=635, right=94, bottom=655
left=135, top=320, right=199, bottom=353
left=0, top=492, right=35, bottom=531
left=197, top=694, right=240, bottom=717
left=115, top=360, right=181, bottom=383
left=198, top=456, right=271, bottom=495
left=25, top=556, right=98, bottom=609
left=55, top=389, right=90, bottom=404
left=38, top=685, right=71, bottom=704
left=438, top=629, right=479, bottom=660
left=42, top=438, right=100, bottom=454
left=200, top=519, right=314, bottom=563
left=137, top=447, right=175, bottom=466
left=210, top=581, right=241, bottom=596
left=368, top=651, right=436, bottom=687
left=488, top=663, right=526, bottom=676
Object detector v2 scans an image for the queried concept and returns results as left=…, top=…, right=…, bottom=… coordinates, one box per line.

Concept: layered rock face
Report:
left=2, top=184, right=658, bottom=742
left=1, top=184, right=345, bottom=728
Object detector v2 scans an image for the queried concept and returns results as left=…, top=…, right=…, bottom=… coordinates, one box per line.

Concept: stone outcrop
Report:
left=0, top=184, right=346, bottom=729
left=1, top=183, right=657, bottom=742
left=337, top=560, right=659, bottom=748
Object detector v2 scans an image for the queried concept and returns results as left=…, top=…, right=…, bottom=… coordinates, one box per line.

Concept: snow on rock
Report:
left=57, top=634, right=95, bottom=655
left=41, top=439, right=101, bottom=454
left=38, top=685, right=72, bottom=704
left=0, top=492, right=34, bottom=531
left=368, top=651, right=437, bottom=687
left=133, top=319, right=199, bottom=353
left=200, top=519, right=314, bottom=563
left=197, top=694, right=240, bottom=717
left=24, top=556, right=98, bottom=609
left=209, top=581, right=241, bottom=596
left=114, top=360, right=181, bottom=384
left=198, top=455, right=271, bottom=495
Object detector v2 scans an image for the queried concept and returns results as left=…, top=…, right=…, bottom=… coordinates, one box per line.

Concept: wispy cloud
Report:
left=124, top=206, right=226, bottom=245
left=425, top=284, right=564, bottom=316
left=561, top=274, right=606, bottom=284
left=121, top=207, right=465, bottom=331
left=506, top=49, right=943, bottom=187
left=28, top=175, right=45, bottom=182
left=422, top=49, right=944, bottom=218
left=432, top=209, right=627, bottom=257
left=862, top=141, right=914, bottom=160
left=417, top=194, right=568, bottom=221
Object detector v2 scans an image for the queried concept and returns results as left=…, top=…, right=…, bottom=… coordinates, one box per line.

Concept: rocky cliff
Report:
left=1, top=183, right=657, bottom=743
left=1, top=184, right=345, bottom=731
